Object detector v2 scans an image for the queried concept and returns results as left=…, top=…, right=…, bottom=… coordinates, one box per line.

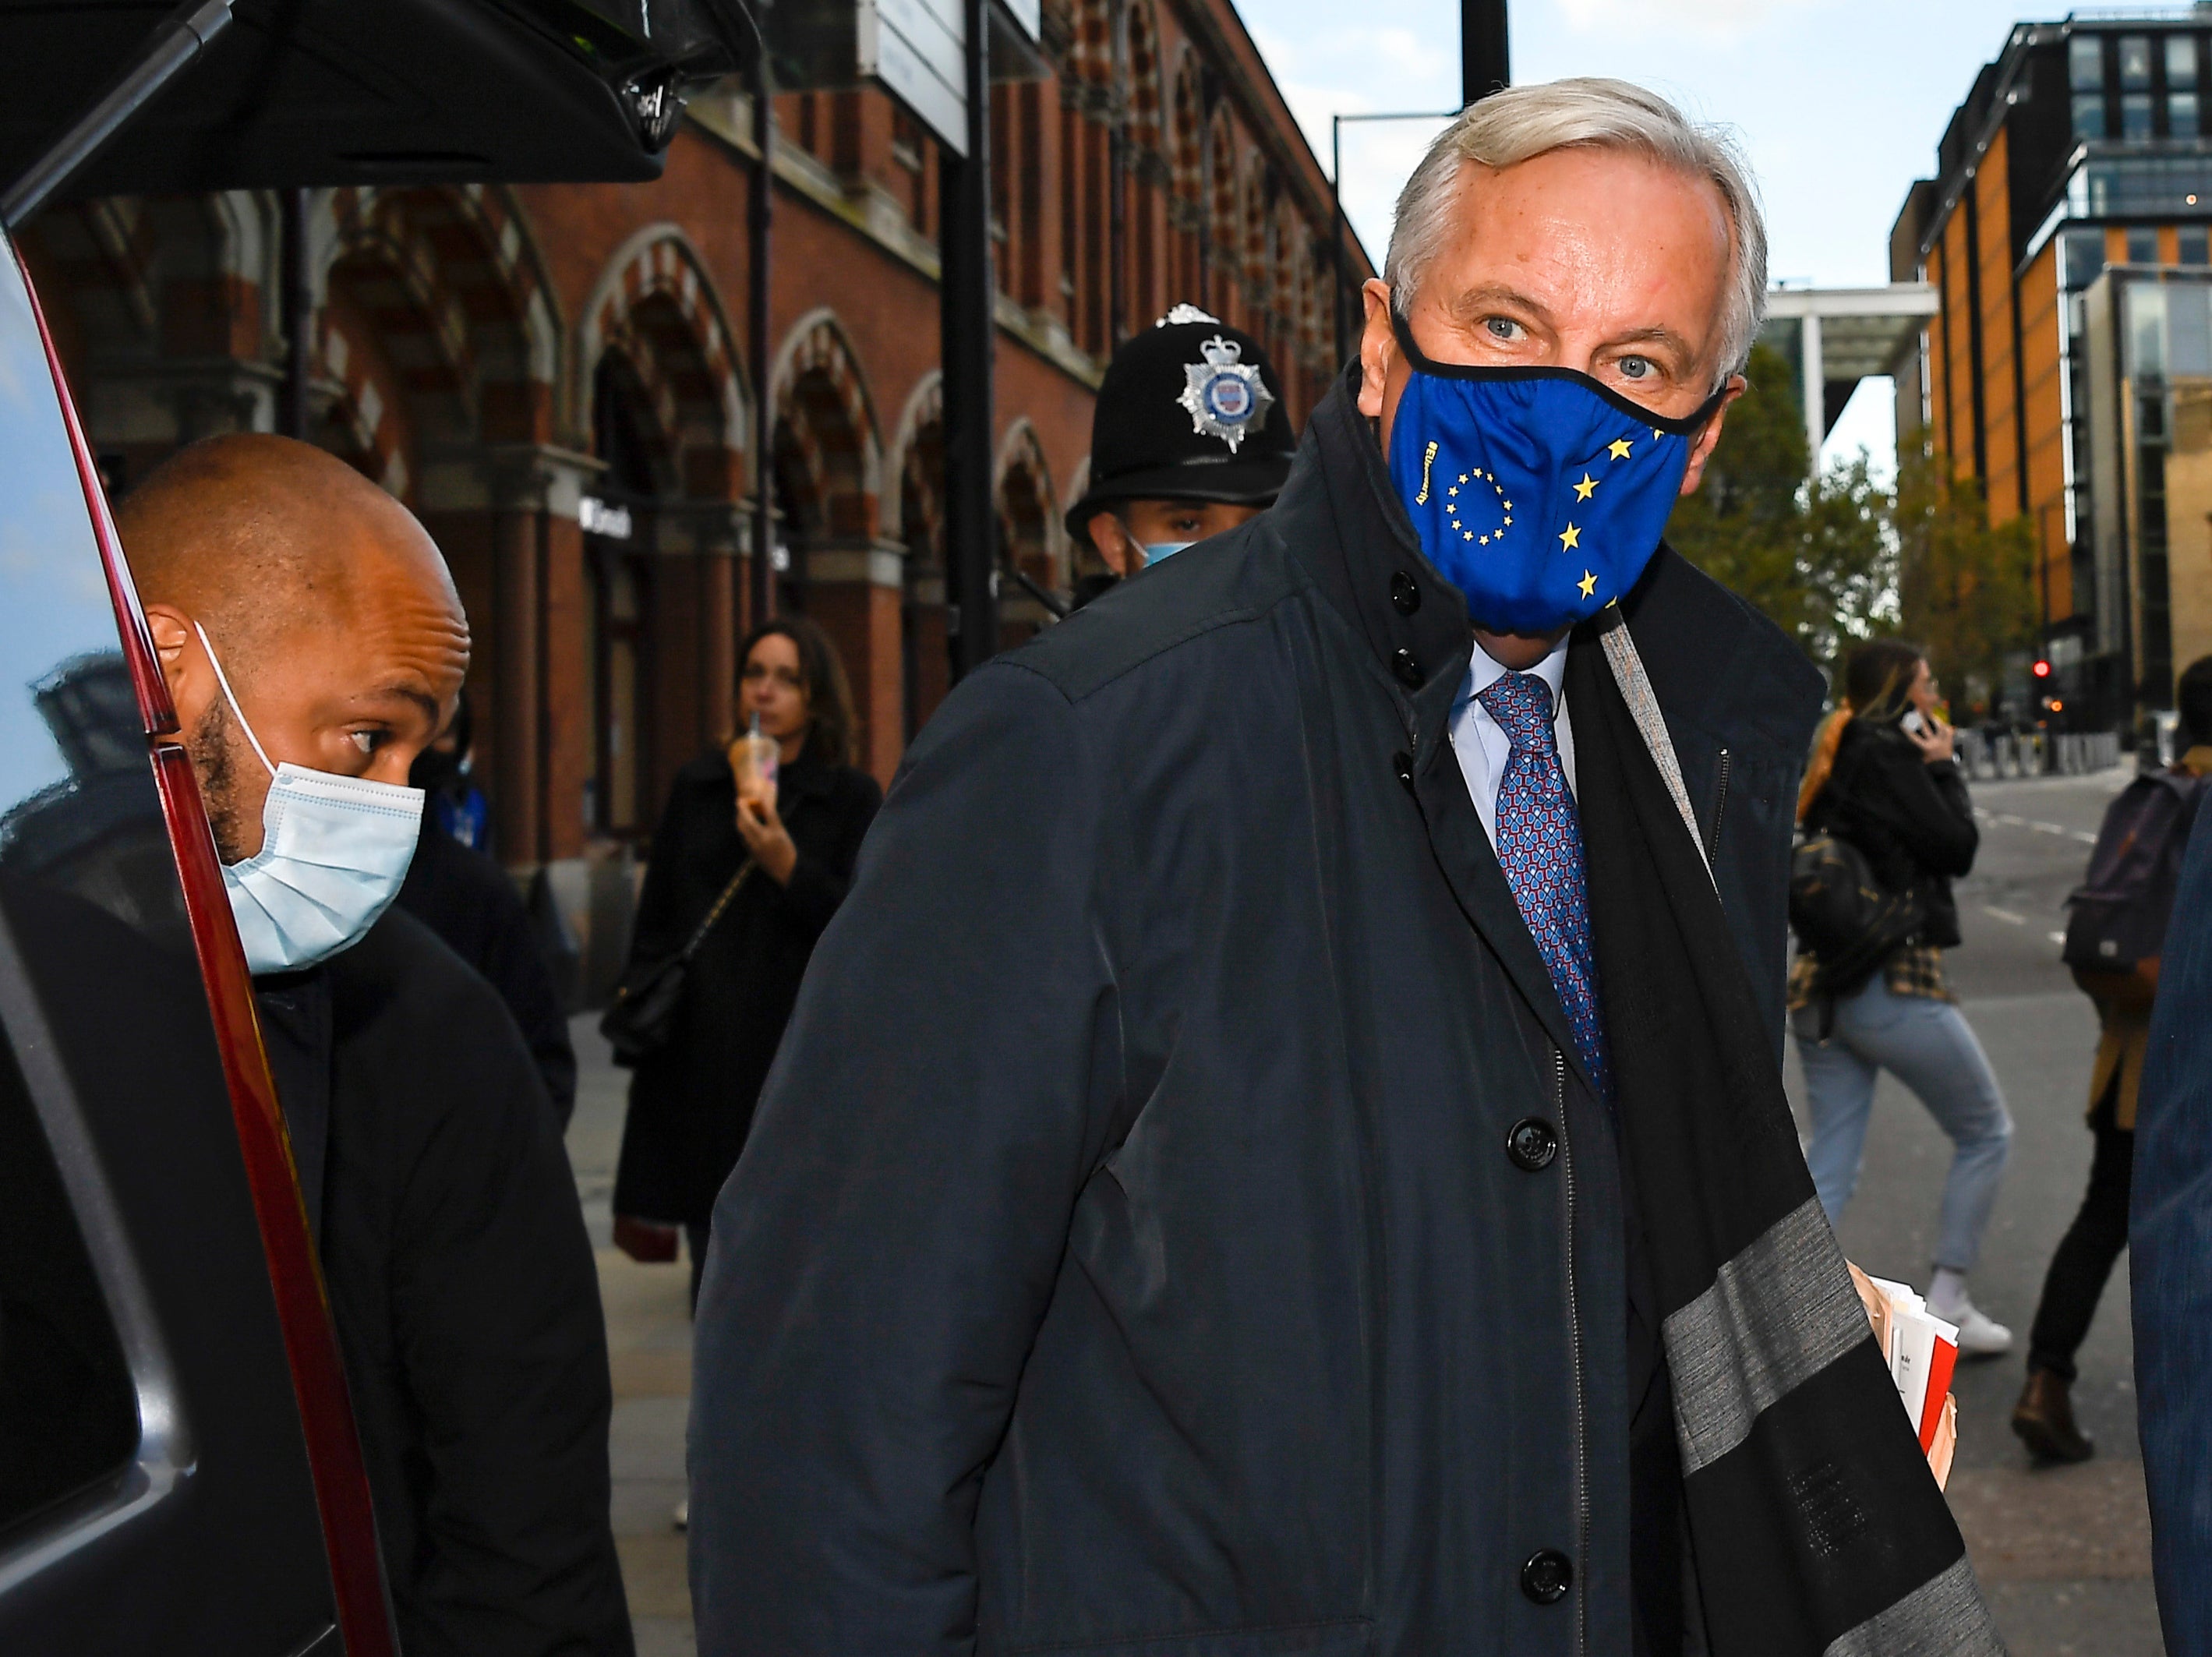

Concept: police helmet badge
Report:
left=1178, top=334, right=1275, bottom=454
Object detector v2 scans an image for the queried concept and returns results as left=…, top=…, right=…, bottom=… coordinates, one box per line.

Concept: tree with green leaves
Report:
left=1665, top=343, right=1893, bottom=671
left=1889, top=446, right=2039, bottom=722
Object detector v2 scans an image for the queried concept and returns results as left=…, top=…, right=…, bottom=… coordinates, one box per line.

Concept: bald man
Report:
left=122, top=436, right=633, bottom=1657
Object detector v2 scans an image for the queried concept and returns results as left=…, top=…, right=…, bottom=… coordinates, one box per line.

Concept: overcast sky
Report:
left=1239, top=0, right=2061, bottom=476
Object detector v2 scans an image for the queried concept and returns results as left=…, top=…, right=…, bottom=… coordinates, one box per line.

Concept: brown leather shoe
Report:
left=2012, top=1368, right=2095, bottom=1464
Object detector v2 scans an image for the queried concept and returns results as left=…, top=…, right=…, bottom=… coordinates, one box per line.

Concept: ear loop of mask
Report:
left=193, top=621, right=277, bottom=778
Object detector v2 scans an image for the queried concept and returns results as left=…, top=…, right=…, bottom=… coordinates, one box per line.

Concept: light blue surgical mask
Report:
left=197, top=624, right=425, bottom=976
left=1141, top=541, right=1193, bottom=566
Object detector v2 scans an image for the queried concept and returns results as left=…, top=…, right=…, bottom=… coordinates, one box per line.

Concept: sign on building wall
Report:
left=767, top=0, right=1044, bottom=154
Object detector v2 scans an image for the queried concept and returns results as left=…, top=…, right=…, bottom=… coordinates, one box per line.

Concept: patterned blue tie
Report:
left=1477, top=672, right=1612, bottom=1101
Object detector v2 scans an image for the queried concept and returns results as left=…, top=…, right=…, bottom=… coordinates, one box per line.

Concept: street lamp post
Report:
left=942, top=0, right=998, bottom=682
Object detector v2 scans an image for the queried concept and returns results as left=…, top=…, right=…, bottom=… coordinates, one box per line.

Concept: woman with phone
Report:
left=611, top=617, right=882, bottom=1306
left=1790, top=639, right=2015, bottom=1356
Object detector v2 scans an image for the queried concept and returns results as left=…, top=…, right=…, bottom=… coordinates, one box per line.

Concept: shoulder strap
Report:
left=1595, top=609, right=1714, bottom=889
left=678, top=860, right=755, bottom=965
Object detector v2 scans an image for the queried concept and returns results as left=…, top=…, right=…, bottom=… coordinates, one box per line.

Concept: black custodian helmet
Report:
left=1063, top=305, right=1297, bottom=543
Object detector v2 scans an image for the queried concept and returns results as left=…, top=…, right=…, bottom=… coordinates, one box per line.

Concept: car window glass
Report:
left=0, top=248, right=186, bottom=945
left=0, top=1020, right=137, bottom=1538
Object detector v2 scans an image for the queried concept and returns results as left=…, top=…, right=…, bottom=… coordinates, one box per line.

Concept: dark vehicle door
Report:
left=0, top=233, right=377, bottom=1654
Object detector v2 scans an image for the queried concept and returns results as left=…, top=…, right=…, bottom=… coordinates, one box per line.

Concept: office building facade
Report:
left=1898, top=9, right=2212, bottom=732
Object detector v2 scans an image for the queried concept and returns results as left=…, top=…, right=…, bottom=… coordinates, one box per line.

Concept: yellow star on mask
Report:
left=1607, top=437, right=1634, bottom=461
left=1572, top=472, right=1598, bottom=502
left=1578, top=570, right=1599, bottom=599
left=1558, top=523, right=1581, bottom=551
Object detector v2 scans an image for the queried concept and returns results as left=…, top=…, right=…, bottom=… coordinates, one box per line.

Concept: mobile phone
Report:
left=1901, top=709, right=1926, bottom=736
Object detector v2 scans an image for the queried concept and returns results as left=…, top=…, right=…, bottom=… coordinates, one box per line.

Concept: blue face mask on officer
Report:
left=198, top=623, right=426, bottom=976
left=1384, top=308, right=1726, bottom=637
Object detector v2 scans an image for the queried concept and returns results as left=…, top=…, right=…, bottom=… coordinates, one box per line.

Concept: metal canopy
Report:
left=0, top=0, right=744, bottom=200
left=1760, top=282, right=1939, bottom=466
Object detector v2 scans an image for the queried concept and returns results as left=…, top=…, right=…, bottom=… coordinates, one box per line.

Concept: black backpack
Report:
left=2062, top=772, right=2207, bottom=972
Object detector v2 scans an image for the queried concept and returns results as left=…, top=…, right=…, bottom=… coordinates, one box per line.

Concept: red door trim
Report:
left=13, top=242, right=400, bottom=1657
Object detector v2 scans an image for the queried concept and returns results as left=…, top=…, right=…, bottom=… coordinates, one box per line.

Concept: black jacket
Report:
left=690, top=373, right=1822, bottom=1655
left=395, top=816, right=578, bottom=1126
left=1805, top=719, right=1978, bottom=949
left=612, top=749, right=881, bottom=1225
left=256, top=910, right=631, bottom=1657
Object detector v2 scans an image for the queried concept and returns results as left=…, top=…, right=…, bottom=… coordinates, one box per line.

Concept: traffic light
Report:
left=2032, top=658, right=2052, bottom=680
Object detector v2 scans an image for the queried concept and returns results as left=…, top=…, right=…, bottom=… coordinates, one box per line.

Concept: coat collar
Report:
left=1281, top=368, right=1602, bottom=1088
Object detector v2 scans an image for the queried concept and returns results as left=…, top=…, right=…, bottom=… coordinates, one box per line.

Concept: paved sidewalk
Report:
left=567, top=1016, right=698, bottom=1657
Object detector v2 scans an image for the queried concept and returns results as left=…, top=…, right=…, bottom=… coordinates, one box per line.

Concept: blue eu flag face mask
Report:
left=197, top=624, right=425, bottom=976
left=1385, top=309, right=1725, bottom=636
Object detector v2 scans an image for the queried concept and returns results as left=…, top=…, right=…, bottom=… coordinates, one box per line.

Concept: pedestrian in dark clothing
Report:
left=121, top=433, right=631, bottom=1656
left=400, top=713, right=579, bottom=1127
left=2134, top=784, right=2212, bottom=1656
left=613, top=616, right=880, bottom=1302
left=2015, top=656, right=2212, bottom=1463
left=1790, top=638, right=2015, bottom=1355
left=690, top=83, right=1997, bottom=1657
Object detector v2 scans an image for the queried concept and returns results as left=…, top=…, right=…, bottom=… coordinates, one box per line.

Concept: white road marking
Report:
left=2030, top=821, right=2069, bottom=836
left=1984, top=906, right=2026, bottom=925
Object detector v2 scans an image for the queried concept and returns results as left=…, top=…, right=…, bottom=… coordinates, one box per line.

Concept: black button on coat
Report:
left=612, top=750, right=881, bottom=1226
left=691, top=369, right=1821, bottom=1654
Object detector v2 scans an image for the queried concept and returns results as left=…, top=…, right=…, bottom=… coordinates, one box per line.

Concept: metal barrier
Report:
left=1953, top=729, right=2122, bottom=780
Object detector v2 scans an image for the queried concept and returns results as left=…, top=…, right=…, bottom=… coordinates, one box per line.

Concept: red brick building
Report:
left=17, top=0, right=1357, bottom=969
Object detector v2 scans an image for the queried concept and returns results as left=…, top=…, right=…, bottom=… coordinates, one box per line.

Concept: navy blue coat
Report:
left=2133, top=799, right=2212, bottom=1655
left=689, top=374, right=1821, bottom=1655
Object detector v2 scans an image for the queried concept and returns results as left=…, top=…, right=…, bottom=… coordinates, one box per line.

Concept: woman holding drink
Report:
left=612, top=617, right=882, bottom=1305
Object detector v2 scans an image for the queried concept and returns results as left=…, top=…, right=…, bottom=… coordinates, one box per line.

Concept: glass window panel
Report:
left=2171, top=283, right=2212, bottom=378
left=2122, top=36, right=2154, bottom=90
left=2174, top=91, right=2202, bottom=138
left=2130, top=227, right=2162, bottom=263
left=2072, top=35, right=2105, bottom=91
left=2076, top=93, right=2108, bottom=140
left=2125, top=93, right=2157, bottom=140
left=2183, top=228, right=2211, bottom=266
left=2170, top=35, right=2200, bottom=88
left=2066, top=228, right=2108, bottom=289
left=2131, top=281, right=2168, bottom=376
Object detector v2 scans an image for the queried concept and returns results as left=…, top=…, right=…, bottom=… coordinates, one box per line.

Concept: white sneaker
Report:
left=672, top=1500, right=688, bottom=1531
left=1936, top=1297, right=2013, bottom=1358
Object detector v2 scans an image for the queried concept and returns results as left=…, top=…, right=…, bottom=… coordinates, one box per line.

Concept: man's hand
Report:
left=737, top=788, right=799, bottom=885
left=1907, top=715, right=1956, bottom=765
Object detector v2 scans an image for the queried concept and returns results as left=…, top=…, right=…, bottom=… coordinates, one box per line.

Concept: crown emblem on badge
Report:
left=1178, top=333, right=1274, bottom=454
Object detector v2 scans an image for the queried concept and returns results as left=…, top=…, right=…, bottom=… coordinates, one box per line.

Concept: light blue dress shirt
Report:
left=1448, top=634, right=1577, bottom=847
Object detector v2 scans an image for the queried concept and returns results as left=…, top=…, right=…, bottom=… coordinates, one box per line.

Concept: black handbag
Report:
left=599, top=860, right=754, bottom=1065
left=1788, top=829, right=1923, bottom=1014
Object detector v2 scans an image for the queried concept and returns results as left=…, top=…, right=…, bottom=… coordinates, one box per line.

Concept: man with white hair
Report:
left=690, top=80, right=2000, bottom=1655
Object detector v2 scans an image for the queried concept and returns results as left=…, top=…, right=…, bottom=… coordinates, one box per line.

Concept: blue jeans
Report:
left=1790, top=977, right=2013, bottom=1272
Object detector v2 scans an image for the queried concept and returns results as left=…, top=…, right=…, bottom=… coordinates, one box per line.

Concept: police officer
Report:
left=1064, top=305, right=1297, bottom=581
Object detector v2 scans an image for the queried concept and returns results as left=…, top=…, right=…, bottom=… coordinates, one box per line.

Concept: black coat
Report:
left=689, top=372, right=1822, bottom=1654
left=1805, top=719, right=1979, bottom=948
left=396, top=815, right=578, bottom=1125
left=255, top=909, right=631, bottom=1656
left=611, top=749, right=881, bottom=1224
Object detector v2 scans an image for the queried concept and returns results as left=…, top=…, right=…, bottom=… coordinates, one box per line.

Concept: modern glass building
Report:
left=1896, top=9, right=2212, bottom=733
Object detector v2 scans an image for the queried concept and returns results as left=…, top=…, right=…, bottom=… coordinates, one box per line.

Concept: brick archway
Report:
left=578, top=224, right=750, bottom=503
left=995, top=418, right=1061, bottom=648
left=769, top=309, right=897, bottom=780
left=769, top=308, right=882, bottom=546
